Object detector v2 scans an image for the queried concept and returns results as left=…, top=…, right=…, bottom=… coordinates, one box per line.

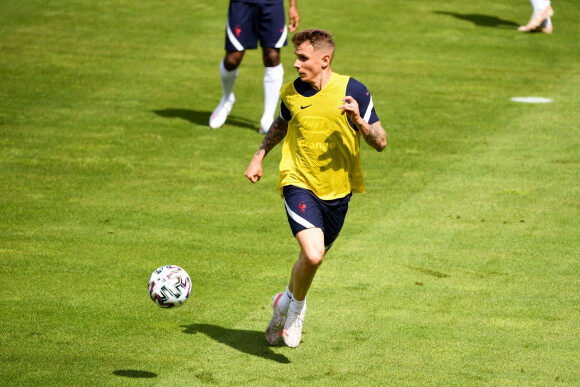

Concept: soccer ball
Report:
left=148, top=265, right=192, bottom=308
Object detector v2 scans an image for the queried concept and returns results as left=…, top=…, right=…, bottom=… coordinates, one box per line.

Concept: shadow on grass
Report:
left=434, top=11, right=519, bottom=29
left=112, top=369, right=157, bottom=378
left=181, top=323, right=290, bottom=364
left=153, top=108, right=257, bottom=131
left=405, top=264, right=450, bottom=278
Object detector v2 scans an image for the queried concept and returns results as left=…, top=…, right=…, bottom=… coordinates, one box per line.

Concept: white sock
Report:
left=260, top=64, right=284, bottom=130
left=529, top=0, right=550, bottom=14
left=290, top=296, right=306, bottom=314
left=220, top=60, right=238, bottom=103
left=277, top=286, right=292, bottom=313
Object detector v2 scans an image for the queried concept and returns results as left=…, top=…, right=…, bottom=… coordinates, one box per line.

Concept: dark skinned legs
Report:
left=222, top=47, right=280, bottom=70
left=215, top=47, right=282, bottom=130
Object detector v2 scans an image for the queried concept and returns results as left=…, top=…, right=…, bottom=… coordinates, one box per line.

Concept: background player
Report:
left=245, top=29, right=387, bottom=348
left=518, top=0, right=554, bottom=33
left=209, top=0, right=300, bottom=133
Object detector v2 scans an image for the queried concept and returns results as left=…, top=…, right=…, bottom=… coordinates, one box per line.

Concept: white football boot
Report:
left=259, top=113, right=274, bottom=134
left=283, top=306, right=305, bottom=348
left=265, top=293, right=286, bottom=345
left=209, top=94, right=235, bottom=129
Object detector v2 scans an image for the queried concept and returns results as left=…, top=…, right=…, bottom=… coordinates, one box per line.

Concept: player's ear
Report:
left=321, top=54, right=331, bottom=69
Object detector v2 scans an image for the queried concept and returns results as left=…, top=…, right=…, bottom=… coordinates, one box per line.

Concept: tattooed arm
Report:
left=359, top=121, right=387, bottom=152
left=245, top=117, right=288, bottom=183
left=339, top=96, right=387, bottom=152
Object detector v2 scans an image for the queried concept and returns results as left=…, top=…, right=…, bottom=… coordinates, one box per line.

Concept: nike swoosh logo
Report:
left=300, top=105, right=312, bottom=109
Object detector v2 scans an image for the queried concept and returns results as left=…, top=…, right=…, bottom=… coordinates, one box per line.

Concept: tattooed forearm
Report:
left=256, top=117, right=288, bottom=157
left=361, top=121, right=387, bottom=152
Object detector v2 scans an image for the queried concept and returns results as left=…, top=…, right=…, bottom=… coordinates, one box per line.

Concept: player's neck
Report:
left=309, top=69, right=333, bottom=91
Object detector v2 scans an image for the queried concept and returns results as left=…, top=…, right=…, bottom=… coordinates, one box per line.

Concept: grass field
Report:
left=1, top=0, right=579, bottom=385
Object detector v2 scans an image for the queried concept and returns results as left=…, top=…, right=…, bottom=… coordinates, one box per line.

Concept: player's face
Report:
left=293, top=42, right=323, bottom=85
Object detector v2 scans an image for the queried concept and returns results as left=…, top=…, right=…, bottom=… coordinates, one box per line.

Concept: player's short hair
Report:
left=292, top=29, right=335, bottom=59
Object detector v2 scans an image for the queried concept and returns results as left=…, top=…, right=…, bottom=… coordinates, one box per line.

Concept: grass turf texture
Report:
left=1, top=0, right=579, bottom=385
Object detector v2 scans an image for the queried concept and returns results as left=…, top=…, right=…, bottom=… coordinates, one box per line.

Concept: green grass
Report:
left=1, top=0, right=579, bottom=385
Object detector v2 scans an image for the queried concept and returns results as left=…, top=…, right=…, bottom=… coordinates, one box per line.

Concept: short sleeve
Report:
left=279, top=100, right=291, bottom=121
left=346, top=78, right=379, bottom=130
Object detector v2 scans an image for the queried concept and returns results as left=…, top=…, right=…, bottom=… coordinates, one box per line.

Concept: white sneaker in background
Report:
left=209, top=94, right=235, bottom=129
left=259, top=117, right=273, bottom=135
left=518, top=5, right=553, bottom=33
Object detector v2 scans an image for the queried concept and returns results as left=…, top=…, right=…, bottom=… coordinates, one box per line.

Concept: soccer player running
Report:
left=245, top=29, right=387, bottom=348
left=209, top=0, right=300, bottom=133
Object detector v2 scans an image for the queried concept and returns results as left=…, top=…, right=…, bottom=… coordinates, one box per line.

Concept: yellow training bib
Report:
left=278, top=73, right=365, bottom=200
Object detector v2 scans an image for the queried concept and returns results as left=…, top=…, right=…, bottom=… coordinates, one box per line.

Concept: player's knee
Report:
left=224, top=52, right=243, bottom=70
left=302, top=247, right=324, bottom=268
left=262, top=48, right=281, bottom=67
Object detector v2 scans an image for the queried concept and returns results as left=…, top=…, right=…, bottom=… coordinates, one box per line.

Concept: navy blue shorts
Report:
left=225, top=1, right=288, bottom=51
left=283, top=185, right=351, bottom=251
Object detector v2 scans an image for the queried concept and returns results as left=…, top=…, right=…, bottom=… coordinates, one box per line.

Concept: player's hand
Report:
left=288, top=5, right=300, bottom=32
left=339, top=96, right=362, bottom=122
left=245, top=156, right=263, bottom=184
